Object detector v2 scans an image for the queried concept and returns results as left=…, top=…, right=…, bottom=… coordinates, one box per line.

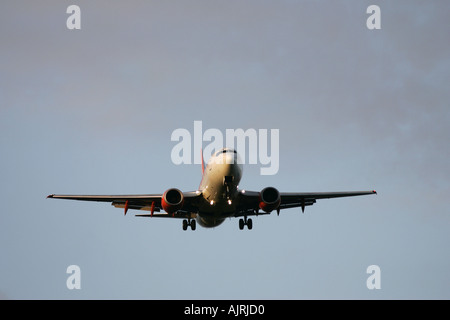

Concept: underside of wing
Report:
left=279, top=190, right=377, bottom=212
left=47, top=191, right=203, bottom=217
left=236, top=189, right=377, bottom=215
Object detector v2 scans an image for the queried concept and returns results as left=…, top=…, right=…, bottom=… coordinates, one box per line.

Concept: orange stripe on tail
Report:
left=201, top=148, right=205, bottom=174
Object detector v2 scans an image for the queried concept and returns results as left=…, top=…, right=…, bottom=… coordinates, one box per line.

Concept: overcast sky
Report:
left=0, top=1, right=449, bottom=299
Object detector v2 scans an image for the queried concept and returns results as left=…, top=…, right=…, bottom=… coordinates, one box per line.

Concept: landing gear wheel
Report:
left=239, top=219, right=245, bottom=230
left=238, top=217, right=253, bottom=230
left=183, top=219, right=196, bottom=231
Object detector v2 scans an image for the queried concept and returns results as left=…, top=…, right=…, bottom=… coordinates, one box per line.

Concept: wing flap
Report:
left=112, top=202, right=161, bottom=212
left=136, top=212, right=197, bottom=219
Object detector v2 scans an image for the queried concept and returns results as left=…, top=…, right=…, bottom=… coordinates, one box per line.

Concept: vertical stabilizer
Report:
left=201, top=149, right=205, bottom=174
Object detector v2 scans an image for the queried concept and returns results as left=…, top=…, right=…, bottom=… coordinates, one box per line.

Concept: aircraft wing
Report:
left=235, top=190, right=377, bottom=216
left=47, top=192, right=202, bottom=218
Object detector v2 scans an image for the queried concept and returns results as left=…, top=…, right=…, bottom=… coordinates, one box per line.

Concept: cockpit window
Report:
left=222, top=149, right=236, bottom=154
left=215, top=149, right=237, bottom=156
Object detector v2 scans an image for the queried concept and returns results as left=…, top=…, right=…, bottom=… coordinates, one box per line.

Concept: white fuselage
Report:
left=196, top=148, right=243, bottom=227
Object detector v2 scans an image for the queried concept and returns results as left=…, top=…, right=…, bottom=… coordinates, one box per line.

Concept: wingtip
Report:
left=47, top=194, right=54, bottom=199
left=373, top=190, right=377, bottom=195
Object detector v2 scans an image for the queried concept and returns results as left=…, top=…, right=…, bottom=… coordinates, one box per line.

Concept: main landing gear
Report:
left=239, top=216, right=252, bottom=230
left=182, top=219, right=196, bottom=231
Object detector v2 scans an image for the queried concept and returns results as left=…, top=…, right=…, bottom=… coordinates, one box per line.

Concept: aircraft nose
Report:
left=224, top=153, right=236, bottom=165
left=214, top=152, right=236, bottom=165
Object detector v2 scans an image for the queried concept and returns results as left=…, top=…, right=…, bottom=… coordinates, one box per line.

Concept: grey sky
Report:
left=0, top=1, right=449, bottom=299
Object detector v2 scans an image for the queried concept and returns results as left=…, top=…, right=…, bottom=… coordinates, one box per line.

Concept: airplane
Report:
left=47, top=148, right=376, bottom=231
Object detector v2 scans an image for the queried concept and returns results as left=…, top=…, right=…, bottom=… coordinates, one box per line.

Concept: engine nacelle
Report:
left=161, top=188, right=184, bottom=214
left=259, top=187, right=281, bottom=213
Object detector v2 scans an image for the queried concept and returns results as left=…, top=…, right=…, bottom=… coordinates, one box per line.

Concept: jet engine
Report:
left=161, top=188, right=184, bottom=214
left=259, top=187, right=281, bottom=213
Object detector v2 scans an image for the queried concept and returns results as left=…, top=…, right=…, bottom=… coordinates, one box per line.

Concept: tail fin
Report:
left=201, top=149, right=205, bottom=174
